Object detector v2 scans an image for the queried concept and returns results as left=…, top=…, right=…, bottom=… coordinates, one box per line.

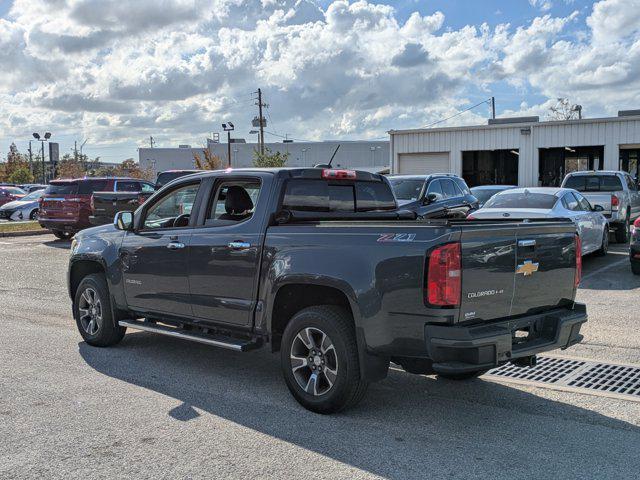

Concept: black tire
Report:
left=53, top=230, right=74, bottom=240
left=615, top=215, right=630, bottom=243
left=394, top=357, right=435, bottom=375
left=281, top=305, right=368, bottom=414
left=632, top=261, right=640, bottom=275
left=29, top=209, right=38, bottom=220
left=437, top=369, right=490, bottom=381
left=73, top=273, right=126, bottom=347
left=595, top=229, right=609, bottom=256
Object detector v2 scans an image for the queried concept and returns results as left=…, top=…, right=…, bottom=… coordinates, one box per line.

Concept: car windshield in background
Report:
left=388, top=179, right=424, bottom=201
left=45, top=182, right=78, bottom=195
left=484, top=192, right=558, bottom=209
left=471, top=188, right=504, bottom=204
left=564, top=175, right=623, bottom=192
left=2, top=187, right=25, bottom=195
left=22, top=190, right=44, bottom=201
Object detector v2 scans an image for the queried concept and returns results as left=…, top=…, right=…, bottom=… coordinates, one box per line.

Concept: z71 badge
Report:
left=377, top=233, right=416, bottom=243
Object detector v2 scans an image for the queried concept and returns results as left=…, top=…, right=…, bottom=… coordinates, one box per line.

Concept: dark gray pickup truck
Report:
left=68, top=168, right=587, bottom=413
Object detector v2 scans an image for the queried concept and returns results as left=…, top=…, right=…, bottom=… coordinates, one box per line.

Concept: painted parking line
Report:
left=582, top=256, right=630, bottom=281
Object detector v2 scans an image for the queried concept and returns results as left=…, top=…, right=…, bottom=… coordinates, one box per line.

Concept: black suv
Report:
left=388, top=174, right=478, bottom=218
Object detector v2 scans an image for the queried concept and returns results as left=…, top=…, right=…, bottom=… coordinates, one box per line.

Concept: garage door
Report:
left=398, top=152, right=450, bottom=175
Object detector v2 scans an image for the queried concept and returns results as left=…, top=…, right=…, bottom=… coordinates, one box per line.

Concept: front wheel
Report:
left=595, top=229, right=609, bottom=256
left=281, top=305, right=368, bottom=414
left=73, top=273, right=126, bottom=347
left=29, top=209, right=39, bottom=220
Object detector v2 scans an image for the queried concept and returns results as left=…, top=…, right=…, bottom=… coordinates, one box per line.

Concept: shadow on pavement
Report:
left=79, top=332, right=640, bottom=479
left=43, top=239, right=71, bottom=249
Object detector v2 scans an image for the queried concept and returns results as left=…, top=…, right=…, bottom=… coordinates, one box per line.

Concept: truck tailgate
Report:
left=458, top=221, right=576, bottom=323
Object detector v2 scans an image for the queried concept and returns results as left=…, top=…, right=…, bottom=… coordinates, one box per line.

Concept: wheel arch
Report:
left=68, top=259, right=106, bottom=300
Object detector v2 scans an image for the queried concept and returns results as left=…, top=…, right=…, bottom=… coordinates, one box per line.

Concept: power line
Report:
left=422, top=98, right=493, bottom=129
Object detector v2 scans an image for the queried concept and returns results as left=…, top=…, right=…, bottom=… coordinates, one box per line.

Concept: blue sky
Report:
left=1, top=0, right=639, bottom=164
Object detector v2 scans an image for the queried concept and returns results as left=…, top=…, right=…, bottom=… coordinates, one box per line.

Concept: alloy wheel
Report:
left=290, top=327, right=339, bottom=396
left=78, top=287, right=102, bottom=335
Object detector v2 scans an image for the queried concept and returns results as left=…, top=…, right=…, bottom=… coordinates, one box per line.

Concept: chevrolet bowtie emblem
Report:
left=516, top=260, right=539, bottom=276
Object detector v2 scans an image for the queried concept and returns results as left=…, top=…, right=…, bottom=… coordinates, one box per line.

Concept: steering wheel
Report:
left=172, top=213, right=190, bottom=228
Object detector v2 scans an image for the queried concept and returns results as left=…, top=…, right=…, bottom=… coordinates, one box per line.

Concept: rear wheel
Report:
left=73, top=273, right=126, bottom=347
left=437, top=369, right=490, bottom=381
left=281, top=305, right=368, bottom=414
left=615, top=215, right=630, bottom=243
left=29, top=209, right=38, bottom=220
left=595, top=229, right=609, bottom=256
left=53, top=230, right=74, bottom=240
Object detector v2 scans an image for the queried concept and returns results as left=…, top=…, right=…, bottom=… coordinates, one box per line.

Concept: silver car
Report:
left=470, top=187, right=609, bottom=256
left=0, top=189, right=44, bottom=221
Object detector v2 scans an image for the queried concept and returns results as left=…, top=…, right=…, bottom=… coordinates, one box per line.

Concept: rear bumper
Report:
left=38, top=217, right=88, bottom=232
left=424, top=303, right=587, bottom=375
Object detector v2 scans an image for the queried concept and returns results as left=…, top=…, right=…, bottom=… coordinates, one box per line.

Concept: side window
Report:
left=206, top=180, right=261, bottom=226
left=426, top=180, right=444, bottom=201
left=575, top=193, right=591, bottom=211
left=454, top=178, right=471, bottom=195
left=140, top=182, right=155, bottom=193
left=441, top=179, right=458, bottom=199
left=563, top=193, right=580, bottom=211
left=116, top=181, right=140, bottom=192
left=625, top=175, right=637, bottom=191
left=143, top=183, right=200, bottom=230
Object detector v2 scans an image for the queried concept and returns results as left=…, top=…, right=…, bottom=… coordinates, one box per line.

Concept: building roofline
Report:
left=388, top=114, right=640, bottom=136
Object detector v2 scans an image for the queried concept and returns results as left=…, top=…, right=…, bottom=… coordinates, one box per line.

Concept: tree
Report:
left=5, top=143, right=31, bottom=180
left=193, top=149, right=222, bottom=170
left=548, top=98, right=582, bottom=120
left=8, top=167, right=34, bottom=184
left=56, top=154, right=87, bottom=179
left=111, top=159, right=155, bottom=180
left=253, top=147, right=289, bottom=168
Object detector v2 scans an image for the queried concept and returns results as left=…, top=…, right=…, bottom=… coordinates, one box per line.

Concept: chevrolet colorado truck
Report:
left=68, top=168, right=587, bottom=413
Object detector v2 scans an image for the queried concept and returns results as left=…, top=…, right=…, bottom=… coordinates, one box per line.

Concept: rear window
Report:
left=282, top=179, right=396, bottom=212
left=564, top=175, right=623, bottom=192
left=156, top=171, right=198, bottom=189
left=45, top=182, right=78, bottom=195
left=484, top=192, right=558, bottom=209
left=78, top=180, right=110, bottom=194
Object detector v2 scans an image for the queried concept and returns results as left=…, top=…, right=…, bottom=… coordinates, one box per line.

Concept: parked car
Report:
left=68, top=168, right=586, bottom=413
left=18, top=184, right=47, bottom=193
left=388, top=174, right=478, bottom=218
left=561, top=171, right=640, bottom=243
left=0, top=189, right=44, bottom=221
left=38, top=177, right=146, bottom=240
left=630, top=218, right=640, bottom=275
left=0, top=186, right=26, bottom=207
left=89, top=179, right=155, bottom=226
left=155, top=169, right=201, bottom=190
left=470, top=185, right=517, bottom=208
left=469, top=187, right=609, bottom=256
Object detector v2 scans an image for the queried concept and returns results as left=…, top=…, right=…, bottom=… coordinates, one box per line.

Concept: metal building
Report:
left=389, top=111, right=640, bottom=187
left=139, top=140, right=389, bottom=174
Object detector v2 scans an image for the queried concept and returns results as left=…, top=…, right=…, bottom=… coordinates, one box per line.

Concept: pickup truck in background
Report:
left=89, top=179, right=155, bottom=226
left=562, top=170, right=640, bottom=243
left=68, top=168, right=587, bottom=413
left=154, top=169, right=201, bottom=190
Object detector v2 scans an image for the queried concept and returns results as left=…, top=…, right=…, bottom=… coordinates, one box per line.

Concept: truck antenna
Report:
left=314, top=144, right=341, bottom=168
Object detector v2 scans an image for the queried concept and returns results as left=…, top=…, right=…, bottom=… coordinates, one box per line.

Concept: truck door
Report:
left=119, top=181, right=201, bottom=317
left=187, top=175, right=267, bottom=327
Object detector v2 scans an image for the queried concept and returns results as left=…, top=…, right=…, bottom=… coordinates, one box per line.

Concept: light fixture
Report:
left=222, top=122, right=234, bottom=131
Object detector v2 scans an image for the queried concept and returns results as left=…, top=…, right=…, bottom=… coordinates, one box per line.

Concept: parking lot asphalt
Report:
left=1, top=235, right=640, bottom=479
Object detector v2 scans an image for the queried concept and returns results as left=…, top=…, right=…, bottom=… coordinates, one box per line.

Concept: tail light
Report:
left=426, top=242, right=462, bottom=307
left=322, top=169, right=356, bottom=180
left=575, top=235, right=582, bottom=288
left=466, top=214, right=476, bottom=220
left=611, top=194, right=620, bottom=210
left=632, top=217, right=640, bottom=236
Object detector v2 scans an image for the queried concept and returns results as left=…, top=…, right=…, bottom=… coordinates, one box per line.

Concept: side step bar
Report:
left=118, top=319, right=261, bottom=352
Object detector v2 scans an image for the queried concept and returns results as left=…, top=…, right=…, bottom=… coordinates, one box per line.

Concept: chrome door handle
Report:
left=228, top=241, right=251, bottom=250
left=167, top=241, right=185, bottom=250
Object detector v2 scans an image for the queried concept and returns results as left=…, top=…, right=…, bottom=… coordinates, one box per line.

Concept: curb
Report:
left=0, top=229, right=50, bottom=238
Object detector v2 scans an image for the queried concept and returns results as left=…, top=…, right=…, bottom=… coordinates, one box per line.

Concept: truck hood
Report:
left=472, top=208, right=555, bottom=219
left=76, top=222, right=118, bottom=240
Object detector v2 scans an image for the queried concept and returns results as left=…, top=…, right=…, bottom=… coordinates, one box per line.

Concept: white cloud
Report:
left=1, top=0, right=640, bottom=155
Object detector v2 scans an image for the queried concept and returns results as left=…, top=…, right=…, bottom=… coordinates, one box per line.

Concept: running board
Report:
left=118, top=319, right=261, bottom=352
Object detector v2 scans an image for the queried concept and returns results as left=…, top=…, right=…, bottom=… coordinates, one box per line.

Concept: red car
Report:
left=0, top=186, right=26, bottom=207
left=38, top=178, right=143, bottom=239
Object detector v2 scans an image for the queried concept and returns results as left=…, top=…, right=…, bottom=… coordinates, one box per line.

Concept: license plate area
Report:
left=511, top=316, right=556, bottom=352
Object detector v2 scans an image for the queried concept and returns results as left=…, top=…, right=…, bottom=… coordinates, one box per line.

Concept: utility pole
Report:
left=491, top=96, right=496, bottom=119
left=150, top=136, right=156, bottom=148
left=257, top=88, right=265, bottom=155
left=41, top=140, right=46, bottom=184
left=74, top=140, right=78, bottom=161
left=28, top=141, right=33, bottom=170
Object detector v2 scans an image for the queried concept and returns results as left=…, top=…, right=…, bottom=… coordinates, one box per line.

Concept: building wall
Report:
left=390, top=116, right=640, bottom=187
left=140, top=141, right=390, bottom=174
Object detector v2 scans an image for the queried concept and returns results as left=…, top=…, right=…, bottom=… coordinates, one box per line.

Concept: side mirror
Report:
left=114, top=211, right=134, bottom=231
left=424, top=193, right=438, bottom=204
left=593, top=204, right=604, bottom=212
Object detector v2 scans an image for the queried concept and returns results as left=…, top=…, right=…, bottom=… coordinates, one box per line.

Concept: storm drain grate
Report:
left=486, top=356, right=640, bottom=401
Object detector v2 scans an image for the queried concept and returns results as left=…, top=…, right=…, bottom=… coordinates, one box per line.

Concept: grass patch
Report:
left=0, top=221, right=46, bottom=233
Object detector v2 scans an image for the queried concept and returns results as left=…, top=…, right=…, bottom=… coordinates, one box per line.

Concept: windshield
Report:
left=388, top=178, right=424, bottom=201
left=564, top=175, right=623, bottom=192
left=484, top=192, right=558, bottom=209
left=22, top=190, right=44, bottom=201
left=2, top=187, right=25, bottom=195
